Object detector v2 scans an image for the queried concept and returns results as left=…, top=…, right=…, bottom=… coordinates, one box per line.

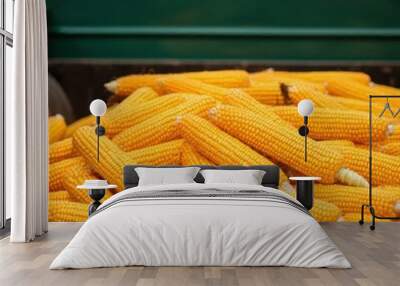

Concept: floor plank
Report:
left=0, top=222, right=399, bottom=286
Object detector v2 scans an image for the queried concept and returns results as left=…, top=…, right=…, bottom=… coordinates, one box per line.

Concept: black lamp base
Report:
left=88, top=189, right=106, bottom=216
left=296, top=180, right=314, bottom=210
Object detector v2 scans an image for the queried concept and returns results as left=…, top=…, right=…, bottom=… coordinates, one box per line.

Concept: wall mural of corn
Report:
left=47, top=69, right=400, bottom=223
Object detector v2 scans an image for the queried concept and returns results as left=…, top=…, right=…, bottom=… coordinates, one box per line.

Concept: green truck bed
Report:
left=46, top=0, right=400, bottom=62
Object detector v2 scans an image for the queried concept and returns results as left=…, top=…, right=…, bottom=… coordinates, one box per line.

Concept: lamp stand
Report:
left=359, top=95, right=400, bottom=230
left=94, top=116, right=106, bottom=162
left=298, top=116, right=309, bottom=162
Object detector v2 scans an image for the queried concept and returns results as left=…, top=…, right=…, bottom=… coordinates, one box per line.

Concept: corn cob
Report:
left=49, top=157, right=86, bottom=192
left=369, top=84, right=400, bottom=118
left=73, top=126, right=131, bottom=191
left=333, top=96, right=397, bottom=119
left=382, top=124, right=400, bottom=144
left=291, top=71, right=371, bottom=84
left=258, top=70, right=371, bottom=84
left=62, top=164, right=113, bottom=204
left=239, top=82, right=286, bottom=105
left=370, top=83, right=400, bottom=95
left=162, top=78, right=295, bottom=130
left=49, top=114, right=67, bottom=143
left=105, top=70, right=250, bottom=96
left=159, top=77, right=293, bottom=129
left=273, top=106, right=392, bottom=143
left=64, top=88, right=158, bottom=138
left=102, top=93, right=189, bottom=137
left=113, top=96, right=216, bottom=151
left=49, top=191, right=71, bottom=201
left=287, top=83, right=343, bottom=109
left=222, top=88, right=298, bottom=131
left=324, top=143, right=400, bottom=185
left=310, top=199, right=342, bottom=222
left=314, top=184, right=400, bottom=217
left=250, top=73, right=326, bottom=92
left=208, top=104, right=367, bottom=186
left=380, top=142, right=400, bottom=156
left=64, top=115, right=95, bottom=138
left=177, top=114, right=291, bottom=190
left=158, top=76, right=229, bottom=102
left=327, top=78, right=378, bottom=101
left=49, top=138, right=77, bottom=164
left=181, top=142, right=213, bottom=165
left=128, top=139, right=184, bottom=166
left=48, top=200, right=88, bottom=222
left=106, top=87, right=159, bottom=117
left=320, top=140, right=355, bottom=148
left=369, top=83, right=400, bottom=115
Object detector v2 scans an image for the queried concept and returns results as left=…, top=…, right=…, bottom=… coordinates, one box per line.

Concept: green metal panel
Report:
left=46, top=0, right=400, bottom=61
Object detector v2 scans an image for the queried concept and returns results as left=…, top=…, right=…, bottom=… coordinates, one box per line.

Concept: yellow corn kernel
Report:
left=314, top=184, right=400, bottom=217
left=127, top=139, right=184, bottom=166
left=49, top=157, right=86, bottom=192
left=370, top=82, right=400, bottom=98
left=181, top=142, right=213, bottom=165
left=160, top=77, right=294, bottom=129
left=383, top=124, right=400, bottom=144
left=370, top=83, right=400, bottom=113
left=64, top=115, right=95, bottom=138
left=73, top=126, right=131, bottom=191
left=273, top=106, right=392, bottom=143
left=327, top=78, right=378, bottom=101
left=49, top=114, right=67, bottom=143
left=105, top=70, right=250, bottom=96
left=310, top=199, right=342, bottom=222
left=106, top=87, right=159, bottom=117
left=208, top=104, right=366, bottom=186
left=239, top=82, right=286, bottom=105
left=288, top=83, right=343, bottom=109
left=380, top=142, right=400, bottom=156
left=333, top=96, right=400, bottom=120
left=320, top=140, right=355, bottom=148
left=113, top=96, right=216, bottom=151
left=102, top=93, right=189, bottom=137
left=178, top=114, right=274, bottom=165
left=49, top=191, right=71, bottom=201
left=64, top=88, right=159, bottom=139
left=48, top=200, right=88, bottom=222
left=369, top=84, right=400, bottom=115
left=176, top=114, right=290, bottom=187
left=259, top=70, right=371, bottom=84
left=158, top=76, right=229, bottom=102
left=323, top=144, right=400, bottom=186
left=250, top=72, right=327, bottom=92
left=159, top=77, right=294, bottom=130
left=49, top=138, right=77, bottom=164
left=62, top=164, right=113, bottom=204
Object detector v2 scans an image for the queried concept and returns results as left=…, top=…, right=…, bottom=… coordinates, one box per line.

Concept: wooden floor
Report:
left=0, top=223, right=399, bottom=286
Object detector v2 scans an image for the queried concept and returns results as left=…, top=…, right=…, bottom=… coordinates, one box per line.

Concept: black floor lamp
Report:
left=359, top=95, right=400, bottom=230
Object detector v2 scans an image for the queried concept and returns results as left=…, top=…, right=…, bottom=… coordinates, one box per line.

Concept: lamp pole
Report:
left=90, top=99, right=107, bottom=162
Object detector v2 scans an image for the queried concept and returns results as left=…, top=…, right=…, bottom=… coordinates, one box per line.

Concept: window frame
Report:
left=0, top=0, right=13, bottom=232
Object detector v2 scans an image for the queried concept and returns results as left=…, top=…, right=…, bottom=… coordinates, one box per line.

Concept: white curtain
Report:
left=7, top=0, right=48, bottom=242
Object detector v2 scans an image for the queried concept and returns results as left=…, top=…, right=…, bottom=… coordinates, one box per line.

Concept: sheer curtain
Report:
left=7, top=0, right=48, bottom=242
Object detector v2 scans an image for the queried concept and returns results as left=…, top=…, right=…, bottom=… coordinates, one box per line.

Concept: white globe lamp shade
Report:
left=297, top=99, right=314, bottom=117
left=90, top=99, right=107, bottom=117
